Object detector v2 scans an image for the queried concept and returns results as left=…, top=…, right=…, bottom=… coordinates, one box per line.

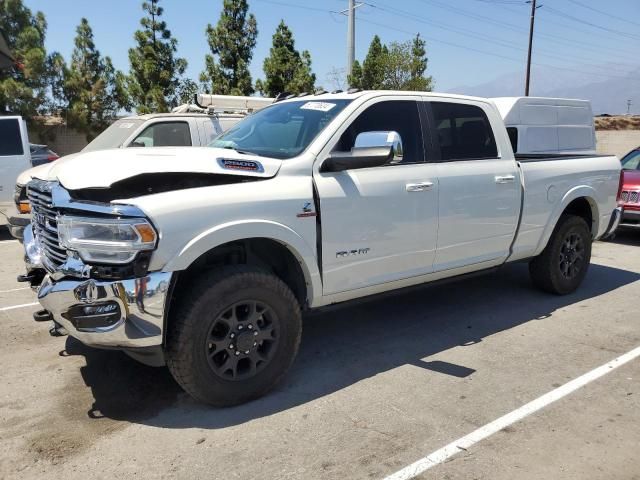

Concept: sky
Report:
left=24, top=0, right=640, bottom=97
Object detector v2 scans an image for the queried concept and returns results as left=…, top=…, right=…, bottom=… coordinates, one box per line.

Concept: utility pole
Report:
left=341, top=1, right=363, bottom=78
left=525, top=0, right=541, bottom=96
left=347, top=0, right=355, bottom=78
left=627, top=99, right=632, bottom=115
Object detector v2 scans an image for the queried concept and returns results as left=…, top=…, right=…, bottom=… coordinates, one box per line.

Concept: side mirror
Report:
left=354, top=131, right=403, bottom=164
left=321, top=131, right=403, bottom=173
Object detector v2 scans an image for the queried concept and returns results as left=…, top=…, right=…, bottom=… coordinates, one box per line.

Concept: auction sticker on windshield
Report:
left=300, top=102, right=337, bottom=112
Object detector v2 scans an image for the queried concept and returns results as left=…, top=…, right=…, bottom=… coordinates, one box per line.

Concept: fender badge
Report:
left=297, top=202, right=316, bottom=218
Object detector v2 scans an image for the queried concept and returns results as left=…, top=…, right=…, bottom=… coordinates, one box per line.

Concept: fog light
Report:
left=62, top=301, right=122, bottom=330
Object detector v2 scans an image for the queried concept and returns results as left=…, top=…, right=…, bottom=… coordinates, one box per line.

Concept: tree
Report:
left=201, top=0, right=257, bottom=96
left=256, top=21, right=315, bottom=97
left=127, top=0, right=187, bottom=113
left=63, top=19, right=129, bottom=140
left=176, top=77, right=199, bottom=105
left=0, top=0, right=50, bottom=117
left=350, top=34, right=433, bottom=91
left=360, top=35, right=387, bottom=90
left=405, top=33, right=433, bottom=91
left=348, top=61, right=362, bottom=89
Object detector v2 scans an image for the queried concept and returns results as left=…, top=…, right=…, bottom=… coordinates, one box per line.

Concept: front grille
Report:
left=27, top=181, right=67, bottom=270
left=620, top=190, right=640, bottom=204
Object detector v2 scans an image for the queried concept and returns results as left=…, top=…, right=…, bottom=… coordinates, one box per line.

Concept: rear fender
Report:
left=534, top=186, right=599, bottom=256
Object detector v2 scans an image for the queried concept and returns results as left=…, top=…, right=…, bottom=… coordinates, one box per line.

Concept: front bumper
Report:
left=37, top=271, right=172, bottom=349
left=621, top=208, right=640, bottom=225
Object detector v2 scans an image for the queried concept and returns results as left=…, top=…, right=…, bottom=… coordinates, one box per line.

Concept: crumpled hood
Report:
left=30, top=147, right=283, bottom=190
left=16, top=152, right=82, bottom=186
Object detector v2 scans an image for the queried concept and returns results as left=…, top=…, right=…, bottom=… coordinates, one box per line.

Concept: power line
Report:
left=565, top=0, right=640, bottom=28
left=542, top=5, right=640, bottom=41
left=366, top=0, right=636, bottom=72
left=418, top=0, right=638, bottom=60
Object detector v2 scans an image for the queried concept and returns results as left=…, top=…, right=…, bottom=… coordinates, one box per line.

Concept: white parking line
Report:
left=0, top=302, right=39, bottom=312
left=383, top=345, right=640, bottom=480
left=0, top=287, right=30, bottom=293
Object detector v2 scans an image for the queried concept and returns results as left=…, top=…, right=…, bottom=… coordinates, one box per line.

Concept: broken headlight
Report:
left=57, top=216, right=157, bottom=264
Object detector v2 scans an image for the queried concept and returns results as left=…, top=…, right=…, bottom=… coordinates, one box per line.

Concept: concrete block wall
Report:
left=596, top=130, right=640, bottom=158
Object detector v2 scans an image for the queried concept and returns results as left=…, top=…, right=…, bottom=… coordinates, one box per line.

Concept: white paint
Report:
left=0, top=287, right=30, bottom=293
left=383, top=344, right=640, bottom=480
left=0, top=302, right=38, bottom=312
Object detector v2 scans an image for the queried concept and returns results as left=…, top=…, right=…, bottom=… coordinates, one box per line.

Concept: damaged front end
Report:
left=20, top=179, right=172, bottom=366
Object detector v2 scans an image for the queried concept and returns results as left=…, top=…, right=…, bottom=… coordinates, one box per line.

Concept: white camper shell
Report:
left=492, top=97, right=596, bottom=156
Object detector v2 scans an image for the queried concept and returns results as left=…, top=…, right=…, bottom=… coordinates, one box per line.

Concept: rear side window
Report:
left=0, top=118, right=25, bottom=156
left=130, top=122, right=192, bottom=148
left=431, top=102, right=498, bottom=161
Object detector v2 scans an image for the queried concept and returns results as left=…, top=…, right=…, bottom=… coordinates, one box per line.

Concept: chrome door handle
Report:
left=406, top=182, right=434, bottom=192
left=495, top=175, right=516, bottom=184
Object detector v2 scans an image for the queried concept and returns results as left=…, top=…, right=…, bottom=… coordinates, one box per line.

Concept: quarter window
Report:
left=0, top=119, right=24, bottom=156
left=336, top=100, right=425, bottom=164
left=431, top=102, right=498, bottom=161
left=130, top=122, right=192, bottom=148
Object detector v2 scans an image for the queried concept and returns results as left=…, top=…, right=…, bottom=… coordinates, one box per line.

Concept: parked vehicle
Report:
left=0, top=116, right=30, bottom=231
left=617, top=147, right=640, bottom=226
left=29, top=144, right=60, bottom=167
left=20, top=91, right=621, bottom=406
left=7, top=95, right=271, bottom=240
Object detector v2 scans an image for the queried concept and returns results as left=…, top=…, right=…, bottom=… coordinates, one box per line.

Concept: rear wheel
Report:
left=165, top=266, right=302, bottom=406
left=529, top=214, right=592, bottom=295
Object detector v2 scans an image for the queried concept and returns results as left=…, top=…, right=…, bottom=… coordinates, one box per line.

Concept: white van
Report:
left=0, top=116, right=30, bottom=226
left=492, top=97, right=596, bottom=156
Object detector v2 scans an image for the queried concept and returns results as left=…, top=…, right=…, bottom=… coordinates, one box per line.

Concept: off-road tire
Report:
left=529, top=214, right=592, bottom=295
left=165, top=266, right=302, bottom=406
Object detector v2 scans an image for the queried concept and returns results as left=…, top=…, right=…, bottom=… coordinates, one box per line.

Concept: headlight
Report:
left=57, top=216, right=157, bottom=264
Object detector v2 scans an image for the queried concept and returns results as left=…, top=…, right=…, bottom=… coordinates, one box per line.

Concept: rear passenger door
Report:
left=425, top=100, right=520, bottom=271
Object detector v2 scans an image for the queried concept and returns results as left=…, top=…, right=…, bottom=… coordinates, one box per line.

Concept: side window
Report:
left=336, top=100, right=425, bottom=164
left=0, top=119, right=25, bottom=156
left=431, top=102, right=498, bottom=161
left=129, top=122, right=192, bottom=148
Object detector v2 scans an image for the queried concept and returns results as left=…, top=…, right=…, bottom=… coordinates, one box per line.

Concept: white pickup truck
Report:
left=20, top=91, right=621, bottom=406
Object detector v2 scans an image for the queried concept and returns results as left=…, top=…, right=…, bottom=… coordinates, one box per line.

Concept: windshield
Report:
left=210, top=99, right=352, bottom=159
left=621, top=150, right=640, bottom=170
left=82, top=118, right=145, bottom=152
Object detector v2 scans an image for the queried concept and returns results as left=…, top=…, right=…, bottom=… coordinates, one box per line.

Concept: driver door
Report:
left=314, top=98, right=439, bottom=295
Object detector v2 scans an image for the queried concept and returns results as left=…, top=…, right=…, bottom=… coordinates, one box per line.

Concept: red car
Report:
left=619, top=147, right=640, bottom=226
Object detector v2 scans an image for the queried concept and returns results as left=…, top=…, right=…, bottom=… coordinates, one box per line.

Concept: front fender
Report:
left=534, top=185, right=600, bottom=256
left=162, top=219, right=322, bottom=304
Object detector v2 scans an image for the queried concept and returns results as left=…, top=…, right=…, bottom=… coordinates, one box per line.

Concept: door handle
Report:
left=406, top=182, right=434, bottom=192
left=495, top=175, right=516, bottom=184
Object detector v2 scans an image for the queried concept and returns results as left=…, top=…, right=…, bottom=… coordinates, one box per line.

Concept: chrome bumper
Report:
left=37, top=272, right=172, bottom=349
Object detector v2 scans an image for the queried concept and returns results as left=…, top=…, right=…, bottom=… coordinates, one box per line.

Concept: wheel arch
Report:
left=534, top=186, right=600, bottom=256
left=163, top=220, right=321, bottom=308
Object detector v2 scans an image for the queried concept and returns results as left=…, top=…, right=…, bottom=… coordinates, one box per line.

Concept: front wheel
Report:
left=165, top=266, right=302, bottom=406
left=529, top=214, right=592, bottom=295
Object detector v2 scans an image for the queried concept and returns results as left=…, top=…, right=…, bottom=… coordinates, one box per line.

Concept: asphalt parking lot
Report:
left=1, top=228, right=639, bottom=480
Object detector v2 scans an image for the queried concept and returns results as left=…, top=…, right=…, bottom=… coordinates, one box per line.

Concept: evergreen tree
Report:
left=0, top=0, right=50, bottom=116
left=361, top=35, right=387, bottom=90
left=257, top=21, right=315, bottom=97
left=63, top=19, right=129, bottom=140
left=405, top=33, right=433, bottom=91
left=201, top=0, right=257, bottom=96
left=128, top=0, right=187, bottom=113
left=348, top=60, right=363, bottom=89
